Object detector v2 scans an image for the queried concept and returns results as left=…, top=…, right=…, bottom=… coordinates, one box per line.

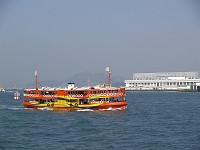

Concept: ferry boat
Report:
left=23, top=68, right=127, bottom=111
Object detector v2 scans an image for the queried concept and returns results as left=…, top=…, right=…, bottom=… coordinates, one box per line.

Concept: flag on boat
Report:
left=35, top=70, right=38, bottom=76
left=105, top=67, right=110, bottom=72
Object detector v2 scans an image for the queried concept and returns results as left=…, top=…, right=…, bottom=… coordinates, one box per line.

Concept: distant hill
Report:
left=25, top=80, right=61, bottom=88
left=25, top=71, right=125, bottom=88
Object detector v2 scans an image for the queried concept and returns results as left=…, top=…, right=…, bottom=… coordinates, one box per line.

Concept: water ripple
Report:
left=0, top=92, right=200, bottom=149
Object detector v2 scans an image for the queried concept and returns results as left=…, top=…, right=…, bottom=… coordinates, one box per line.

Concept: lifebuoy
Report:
left=47, top=103, right=50, bottom=107
left=51, top=103, right=54, bottom=107
left=75, top=103, right=78, bottom=107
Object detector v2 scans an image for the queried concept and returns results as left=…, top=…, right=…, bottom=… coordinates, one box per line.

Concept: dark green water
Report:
left=0, top=91, right=199, bottom=150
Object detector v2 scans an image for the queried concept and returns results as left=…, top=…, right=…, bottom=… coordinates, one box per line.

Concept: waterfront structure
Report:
left=125, top=72, right=200, bottom=91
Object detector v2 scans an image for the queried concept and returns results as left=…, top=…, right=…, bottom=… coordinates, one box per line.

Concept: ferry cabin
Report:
left=24, top=87, right=126, bottom=107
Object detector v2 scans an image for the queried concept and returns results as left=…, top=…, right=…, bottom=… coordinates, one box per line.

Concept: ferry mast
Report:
left=105, top=67, right=111, bottom=87
left=35, top=70, right=39, bottom=90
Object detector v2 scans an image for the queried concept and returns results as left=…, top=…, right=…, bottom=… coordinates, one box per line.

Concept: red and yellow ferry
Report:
left=23, top=68, right=127, bottom=111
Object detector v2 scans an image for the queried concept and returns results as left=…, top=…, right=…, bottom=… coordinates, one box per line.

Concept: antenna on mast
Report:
left=105, top=66, right=111, bottom=87
left=35, top=70, right=39, bottom=90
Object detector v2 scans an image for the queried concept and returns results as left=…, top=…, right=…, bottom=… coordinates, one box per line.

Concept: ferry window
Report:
left=24, top=91, right=28, bottom=94
left=99, top=98, right=105, bottom=101
left=49, top=91, right=56, bottom=95
left=44, top=91, right=47, bottom=95
left=52, top=92, right=55, bottom=95
left=82, top=99, right=88, bottom=104
left=40, top=100, right=46, bottom=104
left=69, top=99, right=78, bottom=103
left=90, top=91, right=92, bottom=94
left=107, top=98, right=114, bottom=101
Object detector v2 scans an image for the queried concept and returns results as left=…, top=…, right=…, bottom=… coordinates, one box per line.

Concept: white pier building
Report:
left=125, top=72, right=200, bottom=91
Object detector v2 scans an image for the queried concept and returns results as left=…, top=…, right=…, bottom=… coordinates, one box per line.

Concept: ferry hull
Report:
left=23, top=101, right=127, bottom=111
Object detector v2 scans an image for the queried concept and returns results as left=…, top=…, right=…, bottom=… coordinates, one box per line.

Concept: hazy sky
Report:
left=0, top=0, right=200, bottom=87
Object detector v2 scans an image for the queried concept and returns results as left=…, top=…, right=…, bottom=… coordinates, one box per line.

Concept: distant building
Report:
left=125, top=72, right=200, bottom=91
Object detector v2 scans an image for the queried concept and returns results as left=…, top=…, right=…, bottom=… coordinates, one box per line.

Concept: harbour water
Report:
left=0, top=91, right=199, bottom=150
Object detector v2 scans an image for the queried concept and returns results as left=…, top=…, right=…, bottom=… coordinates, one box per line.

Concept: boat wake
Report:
left=76, top=109, right=94, bottom=112
left=37, top=107, right=53, bottom=111
left=0, top=105, right=32, bottom=111
left=76, top=107, right=125, bottom=112
left=100, top=107, right=125, bottom=111
left=0, top=105, right=54, bottom=111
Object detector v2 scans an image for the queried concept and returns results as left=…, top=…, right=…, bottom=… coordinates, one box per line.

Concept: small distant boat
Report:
left=14, top=91, right=20, bottom=100
left=0, top=87, right=5, bottom=93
